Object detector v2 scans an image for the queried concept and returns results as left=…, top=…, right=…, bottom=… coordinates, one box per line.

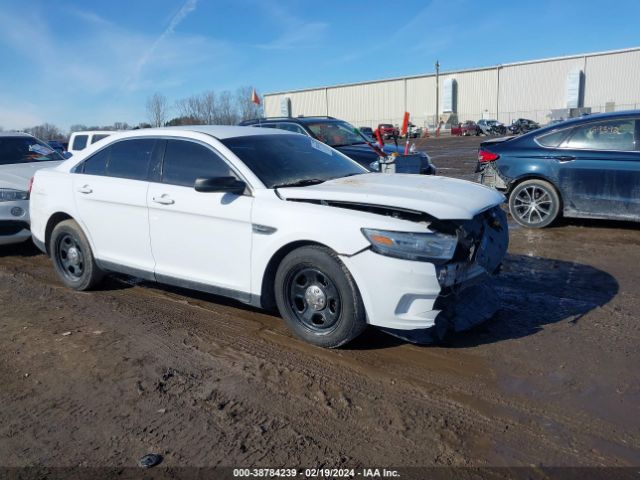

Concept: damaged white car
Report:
left=30, top=126, right=508, bottom=347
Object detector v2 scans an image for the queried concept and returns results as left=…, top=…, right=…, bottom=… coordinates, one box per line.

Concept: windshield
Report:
left=305, top=121, right=369, bottom=147
left=0, top=136, right=64, bottom=165
left=221, top=134, right=367, bottom=189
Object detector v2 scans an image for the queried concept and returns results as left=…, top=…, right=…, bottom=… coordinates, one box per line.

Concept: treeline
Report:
left=15, top=85, right=262, bottom=141
left=147, top=86, right=262, bottom=127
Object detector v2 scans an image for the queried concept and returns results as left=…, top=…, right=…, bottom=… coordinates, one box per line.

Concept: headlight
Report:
left=0, top=189, right=28, bottom=202
left=362, top=228, right=457, bottom=263
left=369, top=161, right=380, bottom=171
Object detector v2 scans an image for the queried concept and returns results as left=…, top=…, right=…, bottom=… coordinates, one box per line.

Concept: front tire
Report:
left=50, top=219, right=104, bottom=290
left=508, top=179, right=561, bottom=228
left=274, top=246, right=366, bottom=348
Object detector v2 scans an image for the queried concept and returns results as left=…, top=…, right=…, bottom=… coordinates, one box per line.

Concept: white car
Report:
left=30, top=126, right=508, bottom=347
left=0, top=132, right=64, bottom=245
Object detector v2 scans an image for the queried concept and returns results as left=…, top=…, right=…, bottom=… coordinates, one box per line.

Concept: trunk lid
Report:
left=0, top=161, right=63, bottom=190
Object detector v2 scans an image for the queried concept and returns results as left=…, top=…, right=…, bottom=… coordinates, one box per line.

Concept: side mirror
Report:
left=194, top=176, right=246, bottom=195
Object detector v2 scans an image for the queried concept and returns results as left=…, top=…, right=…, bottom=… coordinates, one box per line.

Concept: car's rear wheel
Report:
left=50, top=219, right=104, bottom=290
left=508, top=179, right=560, bottom=228
left=274, top=246, right=366, bottom=348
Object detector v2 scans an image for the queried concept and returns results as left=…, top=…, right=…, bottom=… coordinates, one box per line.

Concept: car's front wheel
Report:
left=274, top=245, right=366, bottom=348
left=508, top=179, right=561, bottom=228
left=50, top=219, right=104, bottom=290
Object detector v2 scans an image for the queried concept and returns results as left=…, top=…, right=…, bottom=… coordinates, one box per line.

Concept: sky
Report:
left=0, top=0, right=639, bottom=132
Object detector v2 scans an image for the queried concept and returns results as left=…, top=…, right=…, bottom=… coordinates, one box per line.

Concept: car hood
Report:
left=0, top=161, right=62, bottom=190
left=277, top=173, right=504, bottom=220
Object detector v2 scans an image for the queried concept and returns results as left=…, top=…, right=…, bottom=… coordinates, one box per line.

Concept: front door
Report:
left=147, top=138, right=253, bottom=298
left=556, top=117, right=640, bottom=220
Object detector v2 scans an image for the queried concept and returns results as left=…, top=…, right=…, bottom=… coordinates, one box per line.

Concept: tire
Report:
left=50, top=219, right=104, bottom=290
left=508, top=179, right=561, bottom=228
left=274, top=245, right=366, bottom=348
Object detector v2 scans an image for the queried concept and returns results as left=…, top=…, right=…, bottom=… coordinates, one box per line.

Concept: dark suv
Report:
left=239, top=116, right=435, bottom=175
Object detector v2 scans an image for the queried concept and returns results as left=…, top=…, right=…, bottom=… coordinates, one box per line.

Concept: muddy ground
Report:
left=0, top=136, right=638, bottom=471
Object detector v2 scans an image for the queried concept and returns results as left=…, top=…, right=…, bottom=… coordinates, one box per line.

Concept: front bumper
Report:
left=0, top=199, right=31, bottom=246
left=341, top=207, right=508, bottom=336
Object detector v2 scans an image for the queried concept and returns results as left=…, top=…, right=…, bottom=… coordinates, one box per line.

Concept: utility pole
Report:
left=435, top=60, right=440, bottom=128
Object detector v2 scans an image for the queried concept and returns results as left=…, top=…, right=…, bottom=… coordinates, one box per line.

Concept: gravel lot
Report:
left=1, top=135, right=639, bottom=470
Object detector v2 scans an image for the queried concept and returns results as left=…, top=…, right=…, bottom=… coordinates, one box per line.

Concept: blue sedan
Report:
left=476, top=111, right=640, bottom=228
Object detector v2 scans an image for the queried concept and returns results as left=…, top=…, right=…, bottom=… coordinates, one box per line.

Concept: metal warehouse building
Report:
left=264, top=47, right=640, bottom=130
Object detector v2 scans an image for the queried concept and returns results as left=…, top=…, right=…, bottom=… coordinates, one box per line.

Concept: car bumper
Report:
left=341, top=251, right=496, bottom=331
left=0, top=199, right=31, bottom=246
left=340, top=207, right=508, bottom=334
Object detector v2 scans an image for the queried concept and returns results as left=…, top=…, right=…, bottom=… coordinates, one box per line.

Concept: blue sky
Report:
left=1, top=0, right=639, bottom=131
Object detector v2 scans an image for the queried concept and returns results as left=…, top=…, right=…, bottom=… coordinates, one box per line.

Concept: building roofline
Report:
left=264, top=46, right=640, bottom=97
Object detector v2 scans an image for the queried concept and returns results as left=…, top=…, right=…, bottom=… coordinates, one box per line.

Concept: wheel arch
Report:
left=44, top=212, right=75, bottom=255
left=507, top=173, right=563, bottom=206
left=260, top=240, right=336, bottom=311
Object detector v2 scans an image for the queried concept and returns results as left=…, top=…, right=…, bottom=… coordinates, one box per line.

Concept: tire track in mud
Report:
left=1, top=238, right=639, bottom=467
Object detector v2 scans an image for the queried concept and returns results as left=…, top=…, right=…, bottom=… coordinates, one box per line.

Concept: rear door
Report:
left=555, top=117, right=640, bottom=220
left=147, top=138, right=253, bottom=297
left=72, top=138, right=162, bottom=272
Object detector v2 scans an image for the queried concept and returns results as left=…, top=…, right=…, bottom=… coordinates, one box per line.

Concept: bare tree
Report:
left=198, top=91, right=216, bottom=124
left=236, top=86, right=262, bottom=121
left=25, top=123, right=62, bottom=141
left=175, top=91, right=217, bottom=124
left=146, top=93, right=169, bottom=127
left=216, top=90, right=238, bottom=125
left=113, top=121, right=130, bottom=131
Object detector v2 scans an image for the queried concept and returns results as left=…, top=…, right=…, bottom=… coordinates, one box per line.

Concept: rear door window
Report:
left=82, top=147, right=110, bottom=175
left=106, top=139, right=157, bottom=181
left=563, top=119, right=637, bottom=151
left=535, top=129, right=572, bottom=148
left=162, top=139, right=234, bottom=187
left=72, top=135, right=88, bottom=151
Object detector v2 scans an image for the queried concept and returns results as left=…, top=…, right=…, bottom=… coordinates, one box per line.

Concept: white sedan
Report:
left=30, top=126, right=508, bottom=347
left=0, top=132, right=64, bottom=245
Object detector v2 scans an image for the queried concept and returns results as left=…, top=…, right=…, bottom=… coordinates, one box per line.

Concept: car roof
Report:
left=0, top=131, right=35, bottom=138
left=528, top=109, right=640, bottom=135
left=96, top=125, right=295, bottom=141
left=240, top=116, right=344, bottom=126
left=70, top=130, right=117, bottom=135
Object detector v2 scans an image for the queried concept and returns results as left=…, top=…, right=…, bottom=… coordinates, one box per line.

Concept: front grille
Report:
left=0, top=221, right=29, bottom=236
left=429, top=206, right=508, bottom=265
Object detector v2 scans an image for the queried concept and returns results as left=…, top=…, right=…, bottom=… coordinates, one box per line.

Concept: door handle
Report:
left=152, top=194, right=175, bottom=205
left=553, top=155, right=576, bottom=162
left=77, top=185, right=93, bottom=194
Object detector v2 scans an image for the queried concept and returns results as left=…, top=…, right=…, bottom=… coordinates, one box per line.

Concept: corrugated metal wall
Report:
left=584, top=50, right=640, bottom=109
left=264, top=48, right=640, bottom=128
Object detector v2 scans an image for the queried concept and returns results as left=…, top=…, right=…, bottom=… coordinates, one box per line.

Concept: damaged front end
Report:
left=380, top=206, right=509, bottom=344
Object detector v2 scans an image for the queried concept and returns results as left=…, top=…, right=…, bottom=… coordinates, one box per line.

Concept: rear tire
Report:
left=50, top=219, right=104, bottom=290
left=274, top=246, right=366, bottom=348
left=508, top=179, right=561, bottom=228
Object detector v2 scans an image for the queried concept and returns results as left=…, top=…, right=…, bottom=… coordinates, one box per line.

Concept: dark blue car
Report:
left=476, top=111, right=640, bottom=228
left=239, top=116, right=435, bottom=175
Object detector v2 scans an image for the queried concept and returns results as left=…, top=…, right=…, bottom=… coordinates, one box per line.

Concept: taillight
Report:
left=28, top=176, right=34, bottom=194
left=478, top=149, right=499, bottom=163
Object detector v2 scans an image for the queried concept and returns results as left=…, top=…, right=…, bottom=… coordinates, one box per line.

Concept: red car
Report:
left=461, top=120, right=481, bottom=136
left=377, top=123, right=400, bottom=139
